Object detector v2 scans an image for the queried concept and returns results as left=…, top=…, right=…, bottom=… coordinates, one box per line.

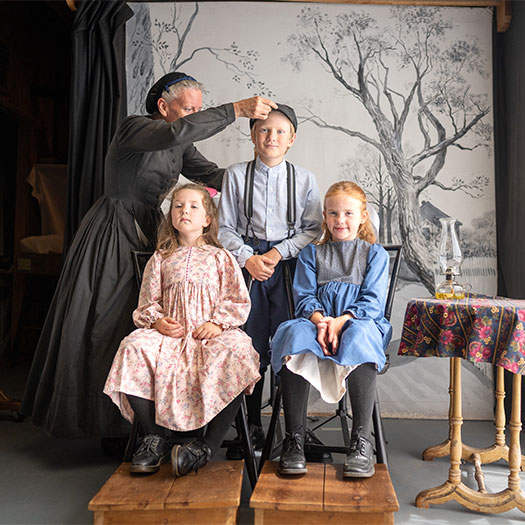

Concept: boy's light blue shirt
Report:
left=218, top=157, right=323, bottom=267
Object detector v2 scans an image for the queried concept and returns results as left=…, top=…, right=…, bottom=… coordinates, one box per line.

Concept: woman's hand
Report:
left=233, top=96, right=278, bottom=119
left=193, top=321, right=223, bottom=340
left=153, top=317, right=184, bottom=338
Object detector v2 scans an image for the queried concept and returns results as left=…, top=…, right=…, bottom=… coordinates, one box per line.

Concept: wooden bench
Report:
left=88, top=461, right=244, bottom=524
left=250, top=462, right=398, bottom=524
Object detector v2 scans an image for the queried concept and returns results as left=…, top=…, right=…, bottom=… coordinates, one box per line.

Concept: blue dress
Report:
left=271, top=239, right=392, bottom=403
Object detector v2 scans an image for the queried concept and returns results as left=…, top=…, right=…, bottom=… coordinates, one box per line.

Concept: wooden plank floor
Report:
left=251, top=462, right=399, bottom=524
left=88, top=461, right=244, bottom=524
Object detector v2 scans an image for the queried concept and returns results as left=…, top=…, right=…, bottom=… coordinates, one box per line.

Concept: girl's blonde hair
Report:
left=318, top=181, right=376, bottom=245
left=156, top=182, right=222, bottom=256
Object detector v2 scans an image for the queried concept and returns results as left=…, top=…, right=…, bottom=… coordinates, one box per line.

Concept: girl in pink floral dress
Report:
left=104, top=183, right=260, bottom=477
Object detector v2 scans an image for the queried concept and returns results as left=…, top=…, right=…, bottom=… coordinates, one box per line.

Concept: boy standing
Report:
left=219, top=104, right=322, bottom=451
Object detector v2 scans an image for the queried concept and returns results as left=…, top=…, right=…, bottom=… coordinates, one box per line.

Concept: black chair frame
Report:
left=123, top=250, right=259, bottom=489
left=259, top=244, right=403, bottom=474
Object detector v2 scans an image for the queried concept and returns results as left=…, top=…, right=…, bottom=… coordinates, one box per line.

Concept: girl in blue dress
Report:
left=271, top=181, right=392, bottom=478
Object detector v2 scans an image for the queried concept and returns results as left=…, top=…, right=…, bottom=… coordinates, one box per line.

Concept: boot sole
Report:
left=130, top=452, right=170, bottom=474
left=171, top=445, right=181, bottom=476
left=278, top=466, right=308, bottom=475
left=343, top=466, right=375, bottom=478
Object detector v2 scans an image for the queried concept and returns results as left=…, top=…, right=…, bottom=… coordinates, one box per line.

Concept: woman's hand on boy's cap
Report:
left=233, top=96, right=278, bottom=119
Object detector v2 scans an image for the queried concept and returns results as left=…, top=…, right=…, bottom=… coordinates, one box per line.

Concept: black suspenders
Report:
left=243, top=160, right=296, bottom=242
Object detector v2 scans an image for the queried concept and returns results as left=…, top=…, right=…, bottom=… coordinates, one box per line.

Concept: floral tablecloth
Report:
left=398, top=293, right=525, bottom=374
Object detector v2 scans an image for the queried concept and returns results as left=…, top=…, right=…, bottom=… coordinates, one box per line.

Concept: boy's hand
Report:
left=233, top=96, right=278, bottom=119
left=153, top=317, right=184, bottom=338
left=264, top=247, right=283, bottom=265
left=245, top=254, right=277, bottom=281
left=193, top=321, right=223, bottom=340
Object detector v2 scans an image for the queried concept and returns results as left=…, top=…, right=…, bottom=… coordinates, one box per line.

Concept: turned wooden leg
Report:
left=508, top=373, right=522, bottom=492
left=448, top=357, right=463, bottom=485
left=494, top=366, right=506, bottom=448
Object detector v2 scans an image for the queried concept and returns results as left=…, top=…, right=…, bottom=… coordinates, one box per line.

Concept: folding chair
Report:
left=122, top=250, right=259, bottom=489
left=259, top=244, right=403, bottom=473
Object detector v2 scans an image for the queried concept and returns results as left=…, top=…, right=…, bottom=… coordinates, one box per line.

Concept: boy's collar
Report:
left=255, top=156, right=287, bottom=171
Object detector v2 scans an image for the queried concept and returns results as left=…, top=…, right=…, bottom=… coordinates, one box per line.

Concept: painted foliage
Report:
left=126, top=2, right=496, bottom=299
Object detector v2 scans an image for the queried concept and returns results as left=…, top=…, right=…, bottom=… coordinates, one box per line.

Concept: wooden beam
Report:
left=146, top=0, right=513, bottom=32
left=497, top=0, right=512, bottom=32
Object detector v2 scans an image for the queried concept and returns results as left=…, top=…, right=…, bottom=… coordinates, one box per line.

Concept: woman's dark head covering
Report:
left=145, top=72, right=198, bottom=114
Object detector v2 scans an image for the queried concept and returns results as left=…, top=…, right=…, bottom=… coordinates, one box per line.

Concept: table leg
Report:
left=416, top=362, right=525, bottom=513
left=423, top=363, right=525, bottom=469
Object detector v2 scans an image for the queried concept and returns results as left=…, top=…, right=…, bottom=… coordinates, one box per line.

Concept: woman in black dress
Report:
left=21, top=72, right=275, bottom=438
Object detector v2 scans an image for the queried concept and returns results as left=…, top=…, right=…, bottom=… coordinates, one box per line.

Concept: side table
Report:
left=399, top=293, right=525, bottom=513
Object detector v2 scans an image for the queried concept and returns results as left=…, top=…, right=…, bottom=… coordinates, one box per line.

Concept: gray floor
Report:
left=1, top=408, right=525, bottom=523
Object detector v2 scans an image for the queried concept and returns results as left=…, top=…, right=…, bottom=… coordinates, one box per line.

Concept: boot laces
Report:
left=138, top=434, right=163, bottom=455
left=187, top=441, right=211, bottom=473
left=284, top=432, right=304, bottom=454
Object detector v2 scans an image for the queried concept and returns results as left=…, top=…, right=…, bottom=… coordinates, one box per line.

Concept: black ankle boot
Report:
left=130, top=434, right=171, bottom=474
left=343, top=431, right=375, bottom=478
left=278, top=428, right=307, bottom=475
left=171, top=440, right=212, bottom=477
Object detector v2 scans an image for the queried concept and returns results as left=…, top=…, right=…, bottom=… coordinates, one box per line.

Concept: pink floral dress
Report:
left=104, top=245, right=260, bottom=431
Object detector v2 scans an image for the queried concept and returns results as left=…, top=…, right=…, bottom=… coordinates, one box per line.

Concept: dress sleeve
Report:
left=132, top=252, right=165, bottom=329
left=293, top=244, right=324, bottom=319
left=117, top=104, right=235, bottom=153
left=209, top=249, right=251, bottom=329
left=344, top=244, right=389, bottom=321
left=180, top=144, right=224, bottom=191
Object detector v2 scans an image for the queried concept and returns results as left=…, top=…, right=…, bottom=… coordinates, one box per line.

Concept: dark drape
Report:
left=493, top=4, right=525, bottom=421
left=65, top=0, right=134, bottom=251
left=494, top=5, right=525, bottom=301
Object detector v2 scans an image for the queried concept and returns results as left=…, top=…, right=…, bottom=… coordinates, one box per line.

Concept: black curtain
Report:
left=493, top=3, right=525, bottom=421
left=65, top=0, right=134, bottom=251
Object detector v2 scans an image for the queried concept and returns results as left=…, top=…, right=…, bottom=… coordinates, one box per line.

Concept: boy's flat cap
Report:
left=250, top=103, right=298, bottom=132
left=145, top=72, right=198, bottom=114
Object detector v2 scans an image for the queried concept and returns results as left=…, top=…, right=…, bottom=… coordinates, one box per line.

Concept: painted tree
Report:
left=127, top=2, right=273, bottom=114
left=285, top=6, right=491, bottom=291
left=340, top=145, right=398, bottom=244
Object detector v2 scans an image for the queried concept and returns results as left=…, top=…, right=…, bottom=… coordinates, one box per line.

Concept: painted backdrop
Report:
left=126, top=2, right=496, bottom=418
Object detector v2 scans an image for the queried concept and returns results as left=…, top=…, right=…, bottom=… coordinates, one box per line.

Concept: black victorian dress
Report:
left=21, top=104, right=235, bottom=438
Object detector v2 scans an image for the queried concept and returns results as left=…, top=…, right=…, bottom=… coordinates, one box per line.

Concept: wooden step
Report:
left=250, top=462, right=398, bottom=524
left=88, top=461, right=244, bottom=524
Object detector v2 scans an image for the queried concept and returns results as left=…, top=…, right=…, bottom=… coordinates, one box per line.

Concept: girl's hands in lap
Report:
left=153, top=317, right=185, bottom=338
left=193, top=321, right=223, bottom=340
left=316, top=315, right=352, bottom=355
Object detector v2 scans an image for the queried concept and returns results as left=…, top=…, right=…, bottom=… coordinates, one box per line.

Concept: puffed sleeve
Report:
left=209, top=249, right=251, bottom=329
left=293, top=244, right=324, bottom=319
left=344, top=244, right=389, bottom=321
left=132, top=252, right=165, bottom=329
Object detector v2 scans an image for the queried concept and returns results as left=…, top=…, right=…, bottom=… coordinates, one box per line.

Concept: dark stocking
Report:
left=246, top=374, right=264, bottom=427
left=280, top=365, right=309, bottom=434
left=204, top=394, right=244, bottom=456
left=126, top=395, right=167, bottom=437
left=347, top=363, right=377, bottom=440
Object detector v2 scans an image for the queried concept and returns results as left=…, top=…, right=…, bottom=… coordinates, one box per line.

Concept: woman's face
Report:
left=159, top=88, right=203, bottom=123
left=323, top=193, right=368, bottom=242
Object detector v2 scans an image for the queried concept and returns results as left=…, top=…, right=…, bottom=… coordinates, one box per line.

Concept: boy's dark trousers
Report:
left=242, top=239, right=296, bottom=429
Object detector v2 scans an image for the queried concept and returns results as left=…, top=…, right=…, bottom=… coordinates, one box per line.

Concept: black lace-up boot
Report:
left=278, top=427, right=307, bottom=475
left=130, top=434, right=171, bottom=474
left=171, top=440, right=212, bottom=477
left=343, top=429, right=375, bottom=478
